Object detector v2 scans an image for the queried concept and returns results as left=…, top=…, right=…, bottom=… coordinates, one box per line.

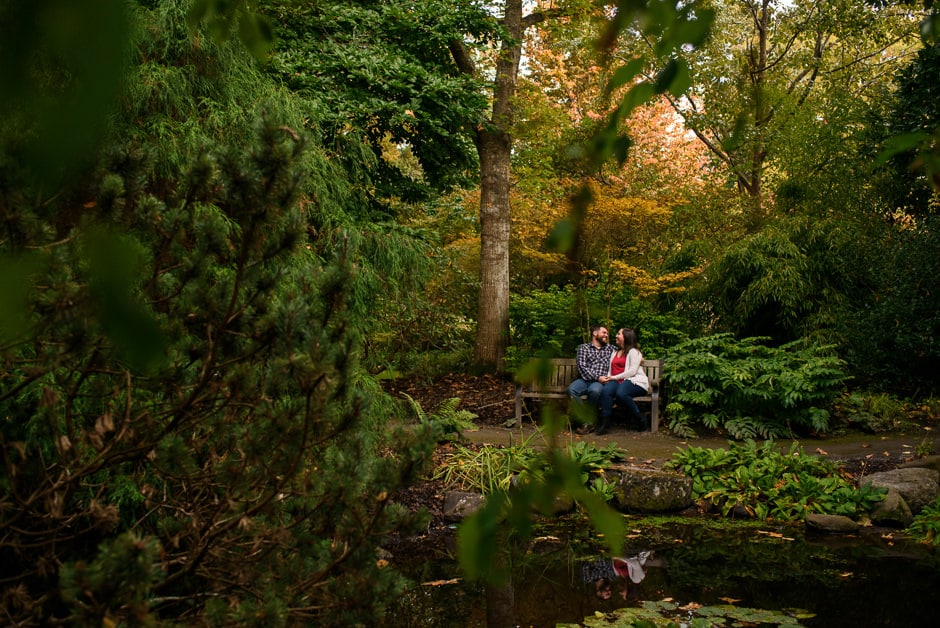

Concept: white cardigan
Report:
left=607, top=348, right=649, bottom=392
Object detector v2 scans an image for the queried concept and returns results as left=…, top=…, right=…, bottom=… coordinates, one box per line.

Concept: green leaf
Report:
left=0, top=253, right=42, bottom=342
left=239, top=12, right=274, bottom=61
left=607, top=57, right=646, bottom=91
left=876, top=131, right=930, bottom=165
left=84, top=228, right=165, bottom=373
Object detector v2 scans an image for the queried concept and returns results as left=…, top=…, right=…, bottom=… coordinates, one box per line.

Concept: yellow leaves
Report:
left=608, top=260, right=703, bottom=297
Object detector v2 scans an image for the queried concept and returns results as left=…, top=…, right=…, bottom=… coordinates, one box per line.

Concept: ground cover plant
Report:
left=665, top=440, right=886, bottom=521
left=434, top=439, right=622, bottom=500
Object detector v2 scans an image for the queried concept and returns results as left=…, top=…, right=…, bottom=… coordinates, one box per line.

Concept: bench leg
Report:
left=515, top=389, right=524, bottom=423
left=650, top=391, right=659, bottom=433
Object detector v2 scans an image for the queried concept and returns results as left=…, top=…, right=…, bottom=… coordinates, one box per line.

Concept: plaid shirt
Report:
left=575, top=342, right=615, bottom=382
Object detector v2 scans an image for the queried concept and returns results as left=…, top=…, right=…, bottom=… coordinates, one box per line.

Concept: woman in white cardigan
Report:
left=597, top=328, right=650, bottom=434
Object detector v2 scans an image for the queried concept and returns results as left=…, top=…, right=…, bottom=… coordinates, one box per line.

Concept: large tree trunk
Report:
left=470, top=0, right=523, bottom=372
left=473, top=132, right=512, bottom=369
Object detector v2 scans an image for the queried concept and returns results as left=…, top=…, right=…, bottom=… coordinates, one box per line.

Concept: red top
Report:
left=610, top=354, right=626, bottom=376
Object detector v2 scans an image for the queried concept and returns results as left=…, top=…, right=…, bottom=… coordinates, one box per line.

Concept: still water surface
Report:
left=389, top=519, right=940, bottom=627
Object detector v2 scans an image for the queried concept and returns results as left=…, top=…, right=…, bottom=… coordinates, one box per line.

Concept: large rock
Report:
left=900, top=455, right=940, bottom=474
left=443, top=491, right=486, bottom=522
left=608, top=466, right=693, bottom=513
left=868, top=487, right=913, bottom=528
left=805, top=513, right=860, bottom=534
left=860, top=467, right=940, bottom=514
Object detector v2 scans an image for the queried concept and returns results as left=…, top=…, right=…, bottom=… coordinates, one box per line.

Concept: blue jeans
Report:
left=599, top=380, right=620, bottom=420
left=567, top=378, right=604, bottom=415
left=614, top=380, right=648, bottom=423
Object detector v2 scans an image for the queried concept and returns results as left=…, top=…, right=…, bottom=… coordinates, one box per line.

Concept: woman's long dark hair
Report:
left=618, top=328, right=638, bottom=355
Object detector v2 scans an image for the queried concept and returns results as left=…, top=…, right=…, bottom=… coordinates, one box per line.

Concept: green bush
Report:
left=664, top=334, right=848, bottom=438
left=665, top=440, right=886, bottom=520
left=909, top=496, right=940, bottom=545
left=433, top=439, right=622, bottom=501
left=838, top=214, right=940, bottom=396
left=830, top=391, right=909, bottom=433
left=0, top=3, right=437, bottom=624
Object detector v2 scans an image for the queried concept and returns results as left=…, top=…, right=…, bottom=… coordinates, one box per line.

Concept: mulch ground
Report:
left=381, top=373, right=519, bottom=427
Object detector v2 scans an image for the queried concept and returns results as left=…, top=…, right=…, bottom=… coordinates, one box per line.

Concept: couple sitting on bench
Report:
left=567, top=324, right=650, bottom=435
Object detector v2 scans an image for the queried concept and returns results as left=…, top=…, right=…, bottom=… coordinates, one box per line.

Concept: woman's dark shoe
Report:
left=595, top=425, right=610, bottom=436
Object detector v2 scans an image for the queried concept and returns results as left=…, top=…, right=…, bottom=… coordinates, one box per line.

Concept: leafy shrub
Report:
left=0, top=4, right=439, bottom=624
left=830, top=391, right=909, bottom=433
left=400, top=393, right=478, bottom=441
left=433, top=441, right=542, bottom=494
left=838, top=214, right=940, bottom=396
left=665, top=440, right=886, bottom=520
left=909, top=496, right=940, bottom=545
left=664, top=334, right=848, bottom=438
left=433, top=439, right=621, bottom=501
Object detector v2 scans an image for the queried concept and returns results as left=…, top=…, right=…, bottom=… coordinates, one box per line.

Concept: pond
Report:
left=387, top=517, right=940, bottom=627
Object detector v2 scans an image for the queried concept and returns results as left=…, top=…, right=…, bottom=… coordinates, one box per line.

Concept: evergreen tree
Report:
left=1, top=1, right=436, bottom=623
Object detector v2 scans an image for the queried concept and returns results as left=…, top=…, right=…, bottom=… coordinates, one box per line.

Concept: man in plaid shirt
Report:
left=567, top=325, right=615, bottom=430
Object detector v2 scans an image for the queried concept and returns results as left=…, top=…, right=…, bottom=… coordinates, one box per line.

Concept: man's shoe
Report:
left=595, top=425, right=610, bottom=436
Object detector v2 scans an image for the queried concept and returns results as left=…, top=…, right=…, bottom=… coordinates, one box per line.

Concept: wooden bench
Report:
left=514, top=358, right=663, bottom=432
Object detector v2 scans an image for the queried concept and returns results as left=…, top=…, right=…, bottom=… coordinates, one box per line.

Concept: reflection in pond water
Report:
left=387, top=519, right=940, bottom=627
left=581, top=550, right=656, bottom=600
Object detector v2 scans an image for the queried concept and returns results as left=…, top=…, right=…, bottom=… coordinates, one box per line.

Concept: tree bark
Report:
left=468, top=0, right=524, bottom=371
left=473, top=131, right=513, bottom=369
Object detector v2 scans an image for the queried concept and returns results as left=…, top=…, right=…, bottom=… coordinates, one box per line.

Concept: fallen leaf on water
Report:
left=421, top=578, right=461, bottom=587
left=884, top=451, right=891, bottom=457
left=756, top=530, right=794, bottom=541
left=719, top=597, right=741, bottom=604
left=816, top=447, right=828, bottom=455
left=861, top=443, right=872, bottom=448
left=865, top=454, right=874, bottom=459
left=679, top=602, right=703, bottom=611
left=839, top=572, right=854, bottom=578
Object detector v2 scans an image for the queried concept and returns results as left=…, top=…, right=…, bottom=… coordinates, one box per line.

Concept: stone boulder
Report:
left=868, top=487, right=913, bottom=528
left=607, top=466, right=693, bottom=513
left=443, top=491, right=486, bottom=522
left=805, top=513, right=860, bottom=534
left=860, top=467, right=940, bottom=514
left=900, top=455, right=940, bottom=474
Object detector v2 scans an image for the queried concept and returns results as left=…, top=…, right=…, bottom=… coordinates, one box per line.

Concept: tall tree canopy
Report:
left=649, top=0, right=925, bottom=228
